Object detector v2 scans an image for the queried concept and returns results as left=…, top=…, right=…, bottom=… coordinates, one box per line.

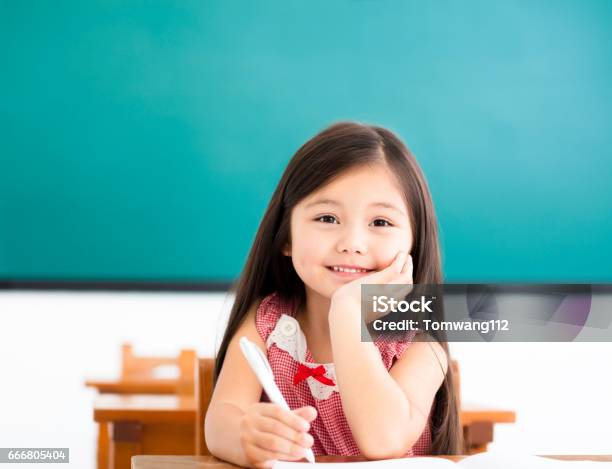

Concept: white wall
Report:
left=0, top=291, right=610, bottom=469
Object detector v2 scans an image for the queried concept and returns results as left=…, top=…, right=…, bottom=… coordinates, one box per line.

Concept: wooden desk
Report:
left=132, top=455, right=612, bottom=469
left=86, top=379, right=180, bottom=395
left=94, top=395, right=515, bottom=469
left=94, top=395, right=196, bottom=469
left=460, top=403, right=516, bottom=454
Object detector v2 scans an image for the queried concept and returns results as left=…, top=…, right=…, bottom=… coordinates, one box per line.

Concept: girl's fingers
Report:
left=394, top=251, right=408, bottom=274
left=245, top=441, right=280, bottom=467
left=292, top=406, right=317, bottom=422
left=384, top=252, right=414, bottom=296
left=400, top=255, right=414, bottom=296
left=246, top=437, right=299, bottom=467
left=257, top=416, right=313, bottom=449
left=251, top=428, right=310, bottom=460
left=381, top=251, right=411, bottom=281
left=401, top=254, right=413, bottom=277
left=257, top=403, right=311, bottom=433
left=360, top=250, right=413, bottom=287
left=372, top=251, right=406, bottom=283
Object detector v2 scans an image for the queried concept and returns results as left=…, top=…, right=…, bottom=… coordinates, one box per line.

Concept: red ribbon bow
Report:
left=293, top=363, right=336, bottom=386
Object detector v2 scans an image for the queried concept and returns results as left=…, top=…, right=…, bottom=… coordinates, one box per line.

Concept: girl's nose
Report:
left=335, top=226, right=368, bottom=255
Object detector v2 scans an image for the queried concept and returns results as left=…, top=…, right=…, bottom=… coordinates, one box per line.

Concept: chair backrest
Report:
left=120, top=343, right=197, bottom=396
left=195, top=357, right=215, bottom=455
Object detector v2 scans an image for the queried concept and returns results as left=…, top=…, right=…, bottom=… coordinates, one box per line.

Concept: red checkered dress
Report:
left=255, top=292, right=432, bottom=456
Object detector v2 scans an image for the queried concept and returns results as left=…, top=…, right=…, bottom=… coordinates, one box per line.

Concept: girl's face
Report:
left=284, top=163, right=413, bottom=300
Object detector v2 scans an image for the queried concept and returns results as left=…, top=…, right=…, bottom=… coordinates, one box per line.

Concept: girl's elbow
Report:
left=361, top=444, right=411, bottom=461
left=359, top=433, right=417, bottom=460
left=204, top=407, right=227, bottom=459
left=203, top=411, right=219, bottom=455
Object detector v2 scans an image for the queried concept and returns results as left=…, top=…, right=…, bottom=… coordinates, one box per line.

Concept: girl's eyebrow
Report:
left=305, top=198, right=407, bottom=216
left=304, top=198, right=340, bottom=209
left=371, top=202, right=407, bottom=216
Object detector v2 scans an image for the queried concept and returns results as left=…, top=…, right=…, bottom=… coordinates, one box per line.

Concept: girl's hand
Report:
left=330, top=251, right=414, bottom=323
left=239, top=402, right=317, bottom=468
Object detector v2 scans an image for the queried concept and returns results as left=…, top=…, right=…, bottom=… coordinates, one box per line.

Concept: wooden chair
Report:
left=121, top=344, right=197, bottom=396
left=86, top=343, right=197, bottom=396
left=195, top=358, right=215, bottom=455
left=91, top=345, right=198, bottom=469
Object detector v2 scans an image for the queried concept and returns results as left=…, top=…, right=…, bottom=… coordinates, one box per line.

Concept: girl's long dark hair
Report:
left=214, top=121, right=463, bottom=454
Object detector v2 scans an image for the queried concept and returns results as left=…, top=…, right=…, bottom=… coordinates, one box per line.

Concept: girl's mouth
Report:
left=326, top=265, right=375, bottom=277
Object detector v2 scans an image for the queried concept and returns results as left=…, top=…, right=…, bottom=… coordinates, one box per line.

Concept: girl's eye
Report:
left=371, top=219, right=392, bottom=227
left=316, top=215, right=338, bottom=224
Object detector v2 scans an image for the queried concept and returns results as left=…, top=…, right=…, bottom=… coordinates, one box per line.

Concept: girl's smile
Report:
left=325, top=264, right=377, bottom=279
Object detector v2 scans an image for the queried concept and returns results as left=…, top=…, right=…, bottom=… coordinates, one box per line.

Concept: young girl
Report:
left=205, top=122, right=462, bottom=467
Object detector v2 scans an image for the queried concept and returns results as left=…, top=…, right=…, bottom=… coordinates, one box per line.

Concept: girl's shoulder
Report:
left=373, top=330, right=419, bottom=370
left=254, top=292, right=295, bottom=343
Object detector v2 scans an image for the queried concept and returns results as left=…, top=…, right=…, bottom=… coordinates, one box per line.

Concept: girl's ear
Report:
left=282, top=243, right=291, bottom=256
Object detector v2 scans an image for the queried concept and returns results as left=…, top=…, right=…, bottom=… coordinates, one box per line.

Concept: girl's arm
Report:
left=329, top=300, right=448, bottom=459
left=205, top=302, right=315, bottom=468
left=205, top=303, right=266, bottom=466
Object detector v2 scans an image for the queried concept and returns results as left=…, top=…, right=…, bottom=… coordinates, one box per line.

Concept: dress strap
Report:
left=255, top=293, right=287, bottom=343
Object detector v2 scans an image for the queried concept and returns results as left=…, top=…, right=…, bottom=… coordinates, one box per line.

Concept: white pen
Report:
left=239, top=336, right=316, bottom=464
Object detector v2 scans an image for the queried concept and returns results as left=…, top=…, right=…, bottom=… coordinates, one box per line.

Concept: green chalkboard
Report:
left=1, top=1, right=611, bottom=285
